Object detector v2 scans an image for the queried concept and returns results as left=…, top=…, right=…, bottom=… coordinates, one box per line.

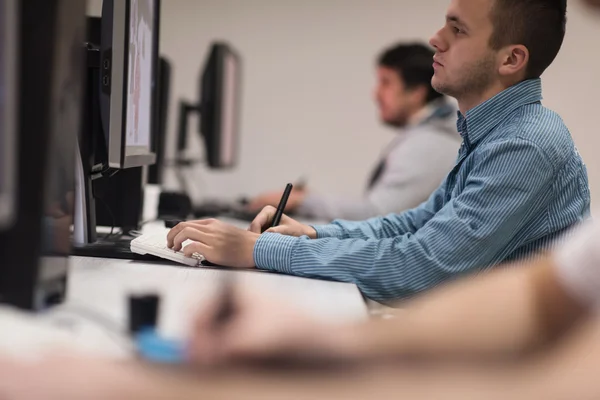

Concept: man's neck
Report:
left=455, top=76, right=529, bottom=116
left=457, top=82, right=506, bottom=115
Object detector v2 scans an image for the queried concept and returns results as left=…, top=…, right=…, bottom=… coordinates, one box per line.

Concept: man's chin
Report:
left=432, top=80, right=450, bottom=96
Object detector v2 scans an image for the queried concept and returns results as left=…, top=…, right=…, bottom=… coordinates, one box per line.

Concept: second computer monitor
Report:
left=201, top=42, right=242, bottom=169
left=0, top=0, right=17, bottom=229
left=100, top=0, right=157, bottom=169
left=176, top=42, right=242, bottom=170
left=148, top=56, right=171, bottom=185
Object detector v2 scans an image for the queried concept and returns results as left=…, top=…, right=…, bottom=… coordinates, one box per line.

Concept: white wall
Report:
left=88, top=0, right=600, bottom=206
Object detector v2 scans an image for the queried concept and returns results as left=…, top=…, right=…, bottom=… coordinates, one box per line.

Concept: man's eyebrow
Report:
left=446, top=15, right=469, bottom=28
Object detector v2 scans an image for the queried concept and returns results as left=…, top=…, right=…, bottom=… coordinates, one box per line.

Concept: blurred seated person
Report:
left=248, top=42, right=461, bottom=221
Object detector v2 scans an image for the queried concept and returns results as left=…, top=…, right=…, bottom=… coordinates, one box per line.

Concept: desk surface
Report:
left=0, top=254, right=368, bottom=360
left=67, top=255, right=368, bottom=335
left=0, top=187, right=369, bottom=360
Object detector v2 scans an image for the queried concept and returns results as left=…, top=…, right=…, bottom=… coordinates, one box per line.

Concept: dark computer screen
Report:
left=148, top=56, right=171, bottom=185
left=0, top=0, right=17, bottom=228
left=201, top=44, right=242, bottom=169
left=176, top=42, right=242, bottom=170
left=0, top=0, right=85, bottom=310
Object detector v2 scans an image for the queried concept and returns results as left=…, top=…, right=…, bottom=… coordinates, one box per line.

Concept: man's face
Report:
left=374, top=66, right=414, bottom=127
left=429, top=0, right=499, bottom=101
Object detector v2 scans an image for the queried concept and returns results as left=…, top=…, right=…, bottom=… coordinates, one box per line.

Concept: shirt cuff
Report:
left=313, top=224, right=344, bottom=239
left=253, top=233, right=298, bottom=274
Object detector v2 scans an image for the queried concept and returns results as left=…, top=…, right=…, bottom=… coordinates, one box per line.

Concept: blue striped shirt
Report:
left=253, top=79, right=590, bottom=302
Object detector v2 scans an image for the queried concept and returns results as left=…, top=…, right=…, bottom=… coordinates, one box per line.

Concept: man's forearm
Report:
left=108, top=357, right=547, bottom=400
left=335, top=256, right=586, bottom=360
left=309, top=184, right=445, bottom=241
left=59, top=314, right=600, bottom=400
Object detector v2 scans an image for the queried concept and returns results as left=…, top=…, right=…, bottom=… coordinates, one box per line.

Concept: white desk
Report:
left=0, top=187, right=369, bottom=360
left=0, top=256, right=368, bottom=360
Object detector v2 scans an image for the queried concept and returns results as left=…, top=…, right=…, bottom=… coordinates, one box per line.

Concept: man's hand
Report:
left=248, top=206, right=317, bottom=238
left=247, top=188, right=306, bottom=212
left=167, top=219, right=260, bottom=268
left=187, top=285, right=357, bottom=365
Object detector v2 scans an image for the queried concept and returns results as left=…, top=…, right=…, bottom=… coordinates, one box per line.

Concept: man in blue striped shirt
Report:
left=167, top=0, right=589, bottom=302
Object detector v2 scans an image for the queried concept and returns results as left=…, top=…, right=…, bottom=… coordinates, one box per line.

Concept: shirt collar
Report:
left=408, top=102, right=437, bottom=127
left=456, top=78, right=543, bottom=147
left=408, top=98, right=455, bottom=127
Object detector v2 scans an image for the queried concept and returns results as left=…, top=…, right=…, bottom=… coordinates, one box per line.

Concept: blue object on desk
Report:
left=135, top=328, right=186, bottom=363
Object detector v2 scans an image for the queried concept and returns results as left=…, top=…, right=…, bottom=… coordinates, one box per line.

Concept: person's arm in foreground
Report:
left=191, top=218, right=600, bottom=365
left=184, top=253, right=586, bottom=366
left=1, top=315, right=600, bottom=400
left=341, top=254, right=589, bottom=360
left=368, top=218, right=600, bottom=360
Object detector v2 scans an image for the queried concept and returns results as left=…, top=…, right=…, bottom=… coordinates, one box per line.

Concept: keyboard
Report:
left=130, top=230, right=205, bottom=267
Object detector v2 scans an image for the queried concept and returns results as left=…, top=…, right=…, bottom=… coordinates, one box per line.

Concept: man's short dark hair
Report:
left=377, top=43, right=443, bottom=104
left=489, top=0, right=567, bottom=79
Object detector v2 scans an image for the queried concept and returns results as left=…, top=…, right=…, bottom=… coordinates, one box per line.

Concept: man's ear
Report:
left=498, top=44, right=529, bottom=78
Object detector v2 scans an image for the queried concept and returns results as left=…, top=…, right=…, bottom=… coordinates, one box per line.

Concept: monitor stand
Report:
left=72, top=145, right=159, bottom=262
left=71, top=235, right=161, bottom=262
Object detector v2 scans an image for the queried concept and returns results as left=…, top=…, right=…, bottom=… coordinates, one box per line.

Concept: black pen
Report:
left=271, top=183, right=293, bottom=227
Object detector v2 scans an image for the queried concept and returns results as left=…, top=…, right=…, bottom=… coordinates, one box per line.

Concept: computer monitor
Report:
left=148, top=56, right=171, bottom=185
left=0, top=0, right=86, bottom=310
left=177, top=42, right=242, bottom=169
left=0, top=0, right=17, bottom=229
left=72, top=0, right=160, bottom=253
left=100, top=0, right=157, bottom=169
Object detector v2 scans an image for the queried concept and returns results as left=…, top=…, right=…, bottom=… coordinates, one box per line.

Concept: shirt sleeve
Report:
left=553, top=218, right=600, bottom=309
left=254, top=139, right=555, bottom=302
left=311, top=182, right=447, bottom=240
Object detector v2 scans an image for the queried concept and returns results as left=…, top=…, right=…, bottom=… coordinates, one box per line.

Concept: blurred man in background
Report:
left=248, top=42, right=461, bottom=221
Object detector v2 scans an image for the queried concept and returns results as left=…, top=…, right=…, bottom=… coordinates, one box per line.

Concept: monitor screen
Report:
left=125, top=0, right=153, bottom=154
left=219, top=50, right=240, bottom=167
left=199, top=43, right=242, bottom=169
left=0, top=0, right=17, bottom=228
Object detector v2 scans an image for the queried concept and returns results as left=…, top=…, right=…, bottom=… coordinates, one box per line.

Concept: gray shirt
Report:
left=296, top=99, right=462, bottom=221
